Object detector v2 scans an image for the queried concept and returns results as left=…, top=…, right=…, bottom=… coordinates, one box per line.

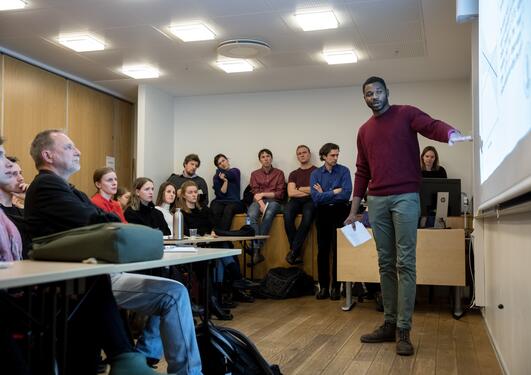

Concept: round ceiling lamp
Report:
left=217, top=39, right=271, bottom=59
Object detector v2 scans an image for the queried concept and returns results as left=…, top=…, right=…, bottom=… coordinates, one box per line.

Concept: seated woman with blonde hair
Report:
left=178, top=180, right=257, bottom=310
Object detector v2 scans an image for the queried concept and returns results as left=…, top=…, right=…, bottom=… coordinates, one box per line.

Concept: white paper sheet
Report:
left=340, top=222, right=372, bottom=247
left=164, top=246, right=197, bottom=253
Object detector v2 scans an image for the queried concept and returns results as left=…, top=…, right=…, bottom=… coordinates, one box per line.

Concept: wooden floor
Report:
left=153, top=296, right=502, bottom=375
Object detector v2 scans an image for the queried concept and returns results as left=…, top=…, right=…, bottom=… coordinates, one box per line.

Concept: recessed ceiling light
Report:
left=0, top=0, right=27, bottom=11
left=169, top=23, right=216, bottom=42
left=121, top=65, right=160, bottom=79
left=323, top=50, right=358, bottom=65
left=216, top=59, right=254, bottom=73
left=295, top=10, right=338, bottom=31
left=57, top=34, right=105, bottom=52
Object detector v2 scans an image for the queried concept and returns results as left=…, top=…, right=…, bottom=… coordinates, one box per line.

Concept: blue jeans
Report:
left=110, top=273, right=202, bottom=375
left=368, top=193, right=420, bottom=330
left=283, top=197, right=315, bottom=254
left=247, top=199, right=282, bottom=248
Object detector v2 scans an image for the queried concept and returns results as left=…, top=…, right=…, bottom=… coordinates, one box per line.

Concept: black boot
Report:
left=247, top=248, right=265, bottom=266
left=210, top=296, right=233, bottom=321
left=360, top=321, right=396, bottom=343
left=396, top=328, right=414, bottom=356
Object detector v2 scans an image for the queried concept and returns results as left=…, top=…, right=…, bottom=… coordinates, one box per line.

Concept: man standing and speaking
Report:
left=345, top=76, right=470, bottom=356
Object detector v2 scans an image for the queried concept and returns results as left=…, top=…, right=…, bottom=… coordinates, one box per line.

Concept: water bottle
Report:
left=245, top=213, right=251, bottom=226
left=173, top=208, right=183, bottom=240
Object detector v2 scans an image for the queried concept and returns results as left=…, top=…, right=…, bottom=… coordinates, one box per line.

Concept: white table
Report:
left=164, top=235, right=269, bottom=279
left=0, top=247, right=241, bottom=374
left=0, top=248, right=241, bottom=289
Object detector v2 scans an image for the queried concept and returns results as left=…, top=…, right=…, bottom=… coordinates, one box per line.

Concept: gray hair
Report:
left=30, top=129, right=64, bottom=169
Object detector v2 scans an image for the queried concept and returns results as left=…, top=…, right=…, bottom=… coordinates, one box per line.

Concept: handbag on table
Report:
left=29, top=223, right=164, bottom=263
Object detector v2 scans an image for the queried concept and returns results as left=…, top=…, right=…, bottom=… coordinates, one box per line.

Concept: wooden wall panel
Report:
left=0, top=55, right=135, bottom=196
left=68, top=81, right=114, bottom=195
left=113, top=99, right=134, bottom=189
left=2, top=56, right=67, bottom=181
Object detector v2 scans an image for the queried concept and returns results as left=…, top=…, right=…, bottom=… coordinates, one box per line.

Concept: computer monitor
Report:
left=419, top=178, right=461, bottom=226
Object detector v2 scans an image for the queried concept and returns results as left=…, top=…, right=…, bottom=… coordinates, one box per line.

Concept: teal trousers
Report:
left=368, top=193, right=420, bottom=330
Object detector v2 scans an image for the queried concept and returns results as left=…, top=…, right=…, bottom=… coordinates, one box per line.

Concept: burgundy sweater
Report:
left=354, top=105, right=455, bottom=197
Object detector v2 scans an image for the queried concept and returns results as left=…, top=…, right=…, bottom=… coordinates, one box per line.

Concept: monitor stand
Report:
left=434, top=192, right=449, bottom=228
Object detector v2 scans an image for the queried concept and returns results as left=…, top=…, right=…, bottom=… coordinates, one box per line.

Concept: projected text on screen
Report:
left=479, top=0, right=531, bottom=183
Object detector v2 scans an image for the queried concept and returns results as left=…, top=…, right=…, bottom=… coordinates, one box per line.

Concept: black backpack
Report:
left=197, top=322, right=282, bottom=375
left=258, top=267, right=315, bottom=299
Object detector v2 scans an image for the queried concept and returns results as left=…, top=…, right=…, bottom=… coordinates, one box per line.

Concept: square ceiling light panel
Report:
left=0, top=0, right=27, bottom=11
left=295, top=10, right=338, bottom=31
left=121, top=65, right=160, bottom=79
left=216, top=59, right=254, bottom=73
left=169, top=23, right=216, bottom=42
left=58, top=34, right=105, bottom=52
left=323, top=50, right=358, bottom=64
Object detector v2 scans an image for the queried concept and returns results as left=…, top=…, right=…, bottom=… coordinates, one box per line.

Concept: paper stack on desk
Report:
left=340, top=222, right=372, bottom=247
left=164, top=246, right=197, bottom=252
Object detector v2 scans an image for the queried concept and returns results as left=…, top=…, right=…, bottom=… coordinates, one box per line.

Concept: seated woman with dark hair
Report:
left=211, top=154, right=244, bottom=231
left=420, top=146, right=447, bottom=178
left=154, top=182, right=177, bottom=237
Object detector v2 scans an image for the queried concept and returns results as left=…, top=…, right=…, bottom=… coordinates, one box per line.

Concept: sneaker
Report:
left=396, top=328, right=414, bottom=356
left=360, top=321, right=397, bottom=343
left=109, top=352, right=158, bottom=375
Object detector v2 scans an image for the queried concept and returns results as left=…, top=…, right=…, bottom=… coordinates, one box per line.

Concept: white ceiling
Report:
left=0, top=0, right=471, bottom=101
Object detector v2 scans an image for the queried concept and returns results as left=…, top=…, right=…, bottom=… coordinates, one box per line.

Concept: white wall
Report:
left=481, top=213, right=531, bottom=375
left=172, top=80, right=472, bottom=201
left=136, top=84, right=175, bottom=190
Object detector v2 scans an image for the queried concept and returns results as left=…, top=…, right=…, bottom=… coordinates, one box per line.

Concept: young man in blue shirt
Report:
left=310, top=143, right=352, bottom=300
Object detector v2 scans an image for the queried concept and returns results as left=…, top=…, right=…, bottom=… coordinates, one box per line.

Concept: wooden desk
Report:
left=337, top=229, right=465, bottom=286
left=337, top=225, right=466, bottom=317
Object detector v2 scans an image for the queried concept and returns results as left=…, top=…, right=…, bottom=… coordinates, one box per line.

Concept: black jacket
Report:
left=24, top=170, right=120, bottom=239
left=124, top=202, right=171, bottom=235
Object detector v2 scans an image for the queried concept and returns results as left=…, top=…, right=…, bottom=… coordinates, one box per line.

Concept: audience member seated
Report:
left=155, top=182, right=177, bottom=237
left=247, top=148, right=285, bottom=265
left=6, top=156, right=28, bottom=209
left=210, top=153, right=245, bottom=231
left=167, top=154, right=209, bottom=207
left=18, top=130, right=159, bottom=375
left=91, top=167, right=127, bottom=223
left=420, top=146, right=447, bottom=178
left=0, top=157, right=31, bottom=257
left=92, top=171, right=201, bottom=374
left=24, top=129, right=197, bottom=375
left=124, top=178, right=171, bottom=235
left=284, top=145, right=317, bottom=265
left=115, top=186, right=131, bottom=211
